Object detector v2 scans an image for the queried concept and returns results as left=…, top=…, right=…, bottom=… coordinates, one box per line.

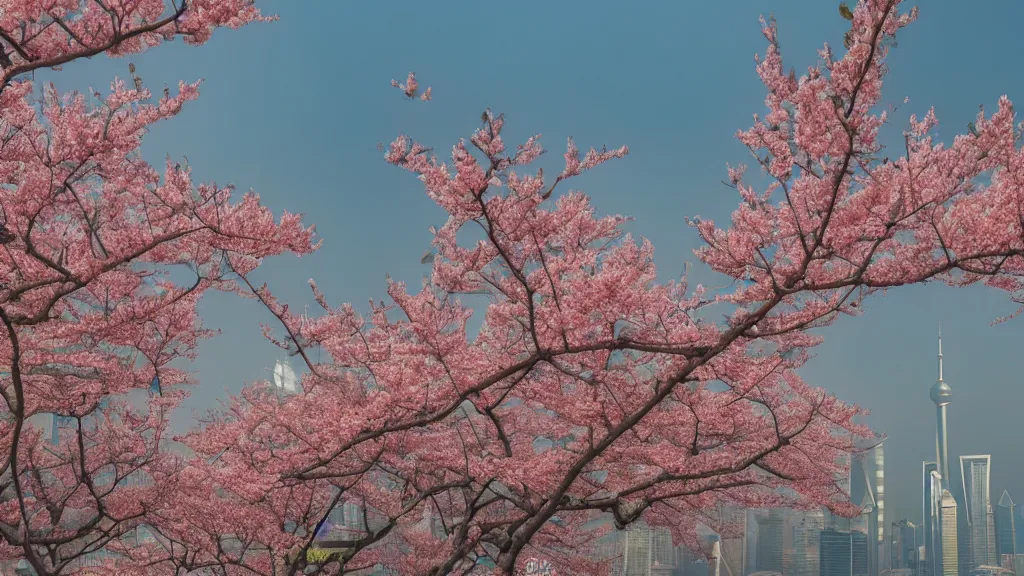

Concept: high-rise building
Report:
left=853, top=439, right=886, bottom=576
left=594, top=522, right=684, bottom=576
left=615, top=524, right=681, bottom=576
left=924, top=463, right=941, bottom=576
left=272, top=358, right=298, bottom=394
left=757, top=510, right=785, bottom=574
left=1017, top=508, right=1024, bottom=556
left=855, top=531, right=869, bottom=576
left=674, top=543, right=705, bottom=576
left=746, top=510, right=762, bottom=576
left=962, top=455, right=997, bottom=569
left=878, top=445, right=888, bottom=571
left=942, top=490, right=960, bottom=576
left=933, top=472, right=947, bottom=576
left=995, top=491, right=1016, bottom=569
left=915, top=521, right=926, bottom=576
left=822, top=529, right=854, bottom=576
left=707, top=538, right=722, bottom=576
left=892, top=520, right=918, bottom=574
left=47, top=412, right=77, bottom=445
left=792, top=511, right=826, bottom=576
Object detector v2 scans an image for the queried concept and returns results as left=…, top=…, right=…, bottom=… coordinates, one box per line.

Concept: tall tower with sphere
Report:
left=930, top=326, right=952, bottom=490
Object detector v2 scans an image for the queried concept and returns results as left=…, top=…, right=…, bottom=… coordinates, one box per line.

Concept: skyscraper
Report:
left=822, top=529, right=854, bottom=576
left=892, top=520, right=918, bottom=574
left=961, top=455, right=996, bottom=569
left=877, top=445, right=887, bottom=570
left=792, top=511, right=826, bottom=576
left=615, top=524, right=680, bottom=576
left=1017, top=506, right=1024, bottom=554
left=995, top=491, right=1016, bottom=568
left=746, top=510, right=761, bottom=576
left=942, top=490, right=960, bottom=576
left=924, top=462, right=940, bottom=576
left=757, top=510, right=785, bottom=574
left=853, top=440, right=886, bottom=576
left=855, top=531, right=870, bottom=576
left=272, top=358, right=298, bottom=394
left=710, top=539, right=722, bottom=576
left=933, top=472, right=946, bottom=576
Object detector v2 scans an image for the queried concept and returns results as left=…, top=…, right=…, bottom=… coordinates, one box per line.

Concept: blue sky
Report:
left=42, top=0, right=1024, bottom=530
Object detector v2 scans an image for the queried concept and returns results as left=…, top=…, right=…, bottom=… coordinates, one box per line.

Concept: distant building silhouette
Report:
left=792, top=511, right=825, bottom=576
left=924, top=465, right=942, bottom=576
left=272, top=358, right=298, bottom=394
left=757, top=510, right=785, bottom=574
left=855, top=531, right=869, bottom=576
left=852, top=439, right=885, bottom=576
left=821, top=529, right=869, bottom=576
left=961, top=455, right=996, bottom=569
left=745, top=510, right=761, bottom=576
left=995, top=491, right=1016, bottom=569
left=891, top=520, right=918, bottom=575
left=942, top=489, right=960, bottom=576
left=1017, top=508, right=1024, bottom=555
left=599, top=523, right=682, bottom=576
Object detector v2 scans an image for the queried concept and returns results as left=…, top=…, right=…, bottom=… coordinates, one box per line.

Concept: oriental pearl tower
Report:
left=931, top=325, right=953, bottom=490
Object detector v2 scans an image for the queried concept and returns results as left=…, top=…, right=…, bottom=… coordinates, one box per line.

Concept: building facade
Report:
left=924, top=465, right=942, bottom=576
left=757, top=510, right=785, bottom=574
left=995, top=491, right=1016, bottom=570
left=891, top=520, right=918, bottom=574
left=942, top=489, right=960, bottom=576
left=961, top=455, right=997, bottom=569
left=822, top=529, right=854, bottom=576
left=853, top=440, right=886, bottom=576
left=792, top=511, right=826, bottom=576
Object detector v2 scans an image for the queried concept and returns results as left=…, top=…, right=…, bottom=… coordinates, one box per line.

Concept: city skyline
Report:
left=679, top=326, right=1019, bottom=576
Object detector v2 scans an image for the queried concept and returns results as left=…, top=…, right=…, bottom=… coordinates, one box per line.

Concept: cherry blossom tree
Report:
left=168, top=0, right=1024, bottom=574
left=3, top=0, right=1023, bottom=574
left=0, top=1, right=317, bottom=575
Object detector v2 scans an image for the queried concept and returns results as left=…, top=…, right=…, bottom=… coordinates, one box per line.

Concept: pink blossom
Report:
left=392, top=71, right=432, bottom=100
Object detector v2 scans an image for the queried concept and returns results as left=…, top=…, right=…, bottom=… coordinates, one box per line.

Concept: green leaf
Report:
left=839, top=3, right=854, bottom=20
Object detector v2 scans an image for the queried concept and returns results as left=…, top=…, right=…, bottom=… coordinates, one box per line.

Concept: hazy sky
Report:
left=41, top=0, right=1024, bottom=531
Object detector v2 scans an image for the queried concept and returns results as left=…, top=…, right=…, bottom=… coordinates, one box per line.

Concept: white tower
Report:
left=272, top=359, right=298, bottom=394
left=930, top=326, right=952, bottom=490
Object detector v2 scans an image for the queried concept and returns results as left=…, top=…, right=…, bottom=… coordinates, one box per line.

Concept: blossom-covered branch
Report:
left=0, top=1, right=316, bottom=574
